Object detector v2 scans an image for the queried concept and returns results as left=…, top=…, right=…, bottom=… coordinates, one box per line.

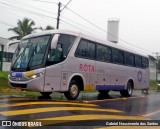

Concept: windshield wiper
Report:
left=26, top=47, right=36, bottom=70
left=12, top=52, right=23, bottom=69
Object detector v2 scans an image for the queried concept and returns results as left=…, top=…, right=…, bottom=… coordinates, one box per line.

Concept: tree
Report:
left=8, top=18, right=37, bottom=39
left=39, top=25, right=54, bottom=31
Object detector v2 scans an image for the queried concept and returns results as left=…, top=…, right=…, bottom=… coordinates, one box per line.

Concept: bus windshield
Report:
left=12, top=35, right=50, bottom=70
left=11, top=34, right=76, bottom=71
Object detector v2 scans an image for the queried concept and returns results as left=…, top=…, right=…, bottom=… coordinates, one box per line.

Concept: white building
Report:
left=0, top=37, right=19, bottom=71
left=148, top=55, right=157, bottom=80
left=0, top=37, right=10, bottom=71
left=3, top=40, right=19, bottom=71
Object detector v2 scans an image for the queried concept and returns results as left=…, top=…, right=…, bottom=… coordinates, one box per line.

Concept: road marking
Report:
left=0, top=98, right=31, bottom=102
left=0, top=107, right=122, bottom=116
left=37, top=114, right=144, bottom=125
left=142, top=109, right=160, bottom=117
left=87, top=97, right=128, bottom=103
left=87, top=96, right=146, bottom=103
left=0, top=101, right=97, bottom=108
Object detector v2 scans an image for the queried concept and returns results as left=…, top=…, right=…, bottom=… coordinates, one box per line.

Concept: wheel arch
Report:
left=67, top=73, right=85, bottom=91
left=127, top=78, right=134, bottom=89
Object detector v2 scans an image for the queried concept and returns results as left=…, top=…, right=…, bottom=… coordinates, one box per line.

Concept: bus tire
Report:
left=40, top=92, right=52, bottom=96
left=64, top=80, right=80, bottom=100
left=98, top=90, right=109, bottom=95
left=120, top=81, right=133, bottom=97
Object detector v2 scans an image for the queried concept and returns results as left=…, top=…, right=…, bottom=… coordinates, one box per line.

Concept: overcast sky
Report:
left=0, top=0, right=160, bottom=55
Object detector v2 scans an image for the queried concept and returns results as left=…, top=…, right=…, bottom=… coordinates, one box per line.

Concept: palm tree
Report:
left=39, top=25, right=54, bottom=31
left=8, top=18, right=37, bottom=39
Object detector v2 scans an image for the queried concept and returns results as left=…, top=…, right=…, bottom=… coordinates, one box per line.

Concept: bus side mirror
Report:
left=51, top=34, right=60, bottom=49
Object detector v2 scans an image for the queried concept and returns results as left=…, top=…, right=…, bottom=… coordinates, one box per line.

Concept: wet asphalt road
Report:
left=0, top=90, right=160, bottom=129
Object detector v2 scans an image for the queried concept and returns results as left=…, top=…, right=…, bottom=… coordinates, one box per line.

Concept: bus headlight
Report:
left=30, top=73, right=43, bottom=79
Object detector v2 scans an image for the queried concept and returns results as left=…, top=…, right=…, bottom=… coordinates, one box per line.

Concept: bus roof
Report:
left=23, top=29, right=148, bottom=58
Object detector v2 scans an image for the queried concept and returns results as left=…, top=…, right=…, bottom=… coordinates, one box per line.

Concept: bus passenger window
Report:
left=125, top=52, right=134, bottom=66
left=75, top=40, right=88, bottom=58
left=135, top=55, right=142, bottom=68
left=112, top=49, right=124, bottom=64
left=75, top=39, right=95, bottom=60
left=88, top=42, right=95, bottom=59
left=97, top=45, right=111, bottom=62
left=142, top=57, right=149, bottom=68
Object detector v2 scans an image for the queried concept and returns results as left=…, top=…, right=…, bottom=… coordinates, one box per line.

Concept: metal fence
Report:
left=0, top=51, right=2, bottom=71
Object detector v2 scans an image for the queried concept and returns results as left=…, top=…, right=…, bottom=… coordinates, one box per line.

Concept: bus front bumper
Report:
left=8, top=75, right=45, bottom=92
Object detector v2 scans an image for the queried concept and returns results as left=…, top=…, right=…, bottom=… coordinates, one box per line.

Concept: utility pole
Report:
left=56, top=0, right=72, bottom=29
left=56, top=2, right=61, bottom=29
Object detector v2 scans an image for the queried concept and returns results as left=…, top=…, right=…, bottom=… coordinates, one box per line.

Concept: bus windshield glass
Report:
left=12, top=35, right=50, bottom=69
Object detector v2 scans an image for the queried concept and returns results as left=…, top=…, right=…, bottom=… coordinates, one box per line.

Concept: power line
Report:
left=0, top=0, right=154, bottom=53
left=60, top=16, right=106, bottom=38
left=61, top=0, right=72, bottom=12
left=0, top=1, right=57, bottom=27
left=0, top=1, right=57, bottom=29
left=60, top=19, right=104, bottom=39
left=61, top=16, right=104, bottom=35
left=63, top=5, right=153, bottom=53
left=0, top=20, right=14, bottom=27
left=6, top=0, right=57, bottom=15
left=2, top=7, right=55, bottom=28
left=2, top=0, right=106, bottom=37
left=0, top=2, right=57, bottom=20
left=29, top=0, right=57, bottom=4
left=56, top=0, right=73, bottom=29
left=60, top=20, right=151, bottom=55
left=60, top=20, right=85, bottom=31
left=60, top=20, right=142, bottom=54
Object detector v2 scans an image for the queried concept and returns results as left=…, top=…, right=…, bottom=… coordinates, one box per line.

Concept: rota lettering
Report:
left=79, top=64, right=95, bottom=72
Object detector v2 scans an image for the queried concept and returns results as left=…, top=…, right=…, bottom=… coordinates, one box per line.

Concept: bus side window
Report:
left=112, top=49, right=124, bottom=64
left=75, top=40, right=88, bottom=58
left=97, top=44, right=111, bottom=62
left=135, top=55, right=142, bottom=68
left=125, top=52, right=134, bottom=66
left=87, top=42, right=95, bottom=59
left=142, top=57, right=149, bottom=68
left=75, top=39, right=96, bottom=60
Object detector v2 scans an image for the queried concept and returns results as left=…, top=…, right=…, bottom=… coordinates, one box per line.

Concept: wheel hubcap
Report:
left=70, top=84, right=78, bottom=97
left=128, top=86, right=132, bottom=95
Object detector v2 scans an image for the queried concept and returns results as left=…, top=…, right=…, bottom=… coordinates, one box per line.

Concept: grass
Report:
left=149, top=80, right=158, bottom=90
left=0, top=71, right=39, bottom=95
left=0, top=71, right=8, bottom=79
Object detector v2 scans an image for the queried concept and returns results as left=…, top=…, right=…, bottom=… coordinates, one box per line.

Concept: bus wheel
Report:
left=64, top=80, right=80, bottom=100
left=120, top=81, right=133, bottom=97
left=40, top=92, right=52, bottom=96
left=98, top=90, right=109, bottom=95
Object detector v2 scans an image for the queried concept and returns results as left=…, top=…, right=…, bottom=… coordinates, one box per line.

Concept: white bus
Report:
left=9, top=30, right=149, bottom=100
